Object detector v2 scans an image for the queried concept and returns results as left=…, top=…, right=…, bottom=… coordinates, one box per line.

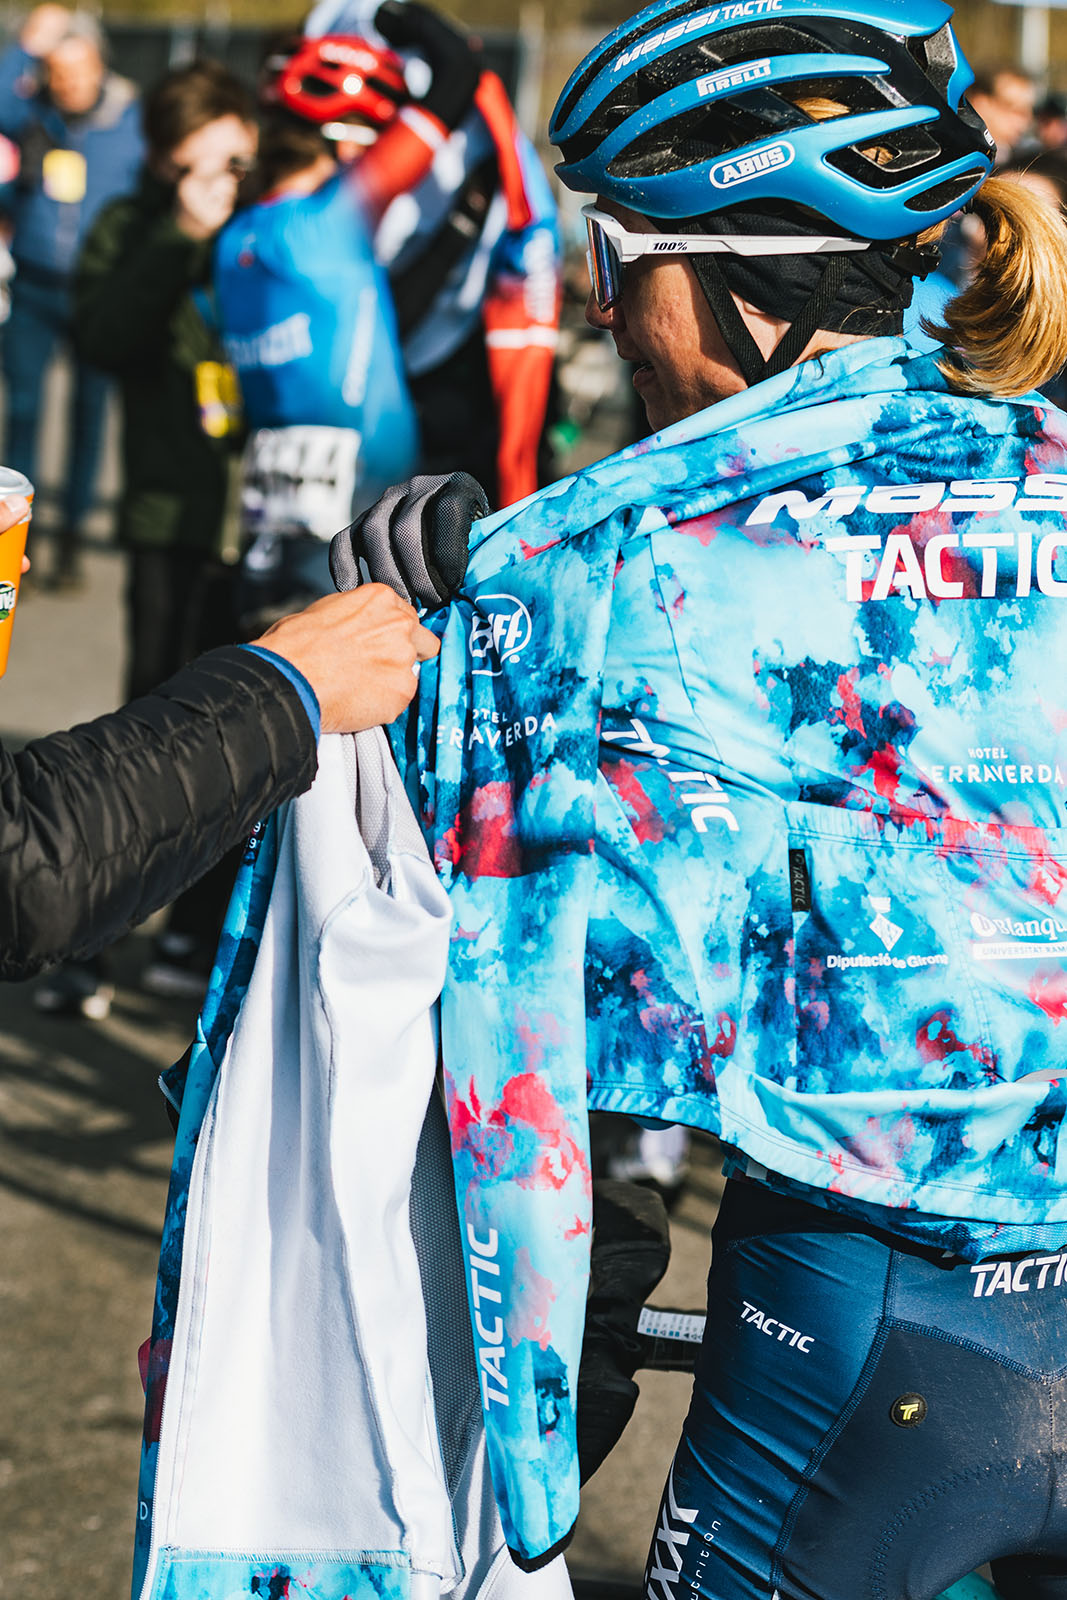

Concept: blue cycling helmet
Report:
left=549, top=0, right=993, bottom=241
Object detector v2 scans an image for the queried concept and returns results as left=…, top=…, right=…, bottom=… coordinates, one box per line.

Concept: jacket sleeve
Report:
left=349, top=102, right=450, bottom=228
left=75, top=200, right=211, bottom=371
left=0, top=46, right=39, bottom=142
left=0, top=646, right=318, bottom=979
left=484, top=214, right=562, bottom=508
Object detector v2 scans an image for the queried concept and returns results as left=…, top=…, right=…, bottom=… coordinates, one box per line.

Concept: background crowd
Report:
left=0, top=0, right=565, bottom=1017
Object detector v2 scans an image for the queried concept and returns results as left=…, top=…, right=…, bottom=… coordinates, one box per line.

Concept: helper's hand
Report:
left=253, top=585, right=440, bottom=733
left=174, top=166, right=242, bottom=240
left=0, top=495, right=31, bottom=536
left=329, top=472, right=487, bottom=607
left=172, top=117, right=257, bottom=240
left=20, top=4, right=71, bottom=57
left=374, top=0, right=481, bottom=130
left=0, top=494, right=32, bottom=572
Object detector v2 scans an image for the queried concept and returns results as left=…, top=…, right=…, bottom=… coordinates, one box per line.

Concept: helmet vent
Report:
left=907, top=23, right=958, bottom=103
left=904, top=167, right=986, bottom=212
left=607, top=88, right=805, bottom=177
left=826, top=124, right=943, bottom=188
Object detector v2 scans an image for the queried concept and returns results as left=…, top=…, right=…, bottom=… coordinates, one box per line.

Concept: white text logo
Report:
left=823, top=893, right=947, bottom=974
left=740, top=1300, right=814, bottom=1352
left=612, top=1, right=782, bottom=73
left=971, top=1252, right=1067, bottom=1296
left=930, top=749, right=1066, bottom=789
left=970, top=909, right=1067, bottom=963
left=697, top=58, right=772, bottom=97
left=646, top=1471, right=699, bottom=1600
left=746, top=476, right=1067, bottom=602
left=441, top=709, right=558, bottom=755
left=225, top=312, right=313, bottom=371
left=709, top=141, right=794, bottom=189
left=603, top=718, right=739, bottom=832
left=468, top=1223, right=509, bottom=1408
left=470, top=595, right=533, bottom=676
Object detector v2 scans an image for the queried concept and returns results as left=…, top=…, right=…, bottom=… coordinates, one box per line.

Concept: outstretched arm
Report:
left=350, top=0, right=481, bottom=225
left=0, top=586, right=438, bottom=977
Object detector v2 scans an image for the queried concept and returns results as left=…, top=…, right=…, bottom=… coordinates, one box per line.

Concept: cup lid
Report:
left=0, top=467, right=32, bottom=497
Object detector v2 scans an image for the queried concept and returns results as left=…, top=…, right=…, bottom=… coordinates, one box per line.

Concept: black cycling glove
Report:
left=576, top=1180, right=671, bottom=1484
left=374, top=0, right=482, bottom=130
left=329, top=471, right=488, bottom=608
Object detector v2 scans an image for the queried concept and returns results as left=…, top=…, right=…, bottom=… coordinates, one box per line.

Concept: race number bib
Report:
left=42, top=148, right=86, bottom=203
left=241, top=425, right=361, bottom=540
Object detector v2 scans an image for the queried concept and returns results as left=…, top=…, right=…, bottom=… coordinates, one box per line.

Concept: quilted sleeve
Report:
left=0, top=646, right=317, bottom=979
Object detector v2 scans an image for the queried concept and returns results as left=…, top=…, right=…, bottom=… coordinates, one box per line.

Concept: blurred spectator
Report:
left=77, top=61, right=255, bottom=700
left=1035, top=92, right=1067, bottom=153
left=47, top=61, right=257, bottom=1014
left=0, top=5, right=143, bottom=587
left=295, top=0, right=561, bottom=510
left=938, top=66, right=1037, bottom=290
left=968, top=67, right=1035, bottom=164
left=1003, top=147, right=1067, bottom=212
left=1001, top=152, right=1067, bottom=412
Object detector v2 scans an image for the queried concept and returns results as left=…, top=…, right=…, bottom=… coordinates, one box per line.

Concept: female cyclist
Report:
left=341, top=0, right=1067, bottom=1595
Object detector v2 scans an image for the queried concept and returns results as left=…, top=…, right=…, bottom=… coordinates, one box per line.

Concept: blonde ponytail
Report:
left=926, top=174, right=1067, bottom=399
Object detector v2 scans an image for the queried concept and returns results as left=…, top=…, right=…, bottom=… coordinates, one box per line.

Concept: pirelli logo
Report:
left=697, top=58, right=772, bottom=97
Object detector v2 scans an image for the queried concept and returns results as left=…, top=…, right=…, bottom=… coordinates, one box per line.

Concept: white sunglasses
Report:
left=581, top=203, right=871, bottom=312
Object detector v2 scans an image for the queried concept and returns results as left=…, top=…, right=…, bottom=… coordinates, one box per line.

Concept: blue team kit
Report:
left=138, top=336, right=1067, bottom=1584
left=213, top=170, right=418, bottom=487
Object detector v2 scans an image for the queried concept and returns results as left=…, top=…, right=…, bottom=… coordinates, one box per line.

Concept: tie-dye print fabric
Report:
left=145, top=1554, right=411, bottom=1600
left=398, top=335, right=1067, bottom=1564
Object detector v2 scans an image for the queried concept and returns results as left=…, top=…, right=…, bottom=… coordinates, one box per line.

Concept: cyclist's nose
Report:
left=586, top=289, right=622, bottom=331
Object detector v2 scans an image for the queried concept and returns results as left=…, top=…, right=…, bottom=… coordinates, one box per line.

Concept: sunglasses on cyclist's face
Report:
left=581, top=203, right=871, bottom=314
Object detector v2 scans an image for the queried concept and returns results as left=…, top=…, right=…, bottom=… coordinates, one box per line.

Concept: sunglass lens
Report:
left=585, top=216, right=622, bottom=312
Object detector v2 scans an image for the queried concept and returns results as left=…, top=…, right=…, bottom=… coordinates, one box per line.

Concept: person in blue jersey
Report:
left=298, top=0, right=562, bottom=513
left=212, top=0, right=482, bottom=628
left=247, top=3, right=561, bottom=516
left=335, top=2, right=1067, bottom=1595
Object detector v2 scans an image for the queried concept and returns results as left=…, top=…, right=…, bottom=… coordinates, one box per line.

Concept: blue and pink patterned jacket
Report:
left=403, top=333, right=1067, bottom=1564
left=138, top=335, right=1067, bottom=1588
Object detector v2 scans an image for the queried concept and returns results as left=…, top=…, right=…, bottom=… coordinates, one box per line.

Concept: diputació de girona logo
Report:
left=470, top=594, right=534, bottom=677
left=0, top=580, right=16, bottom=623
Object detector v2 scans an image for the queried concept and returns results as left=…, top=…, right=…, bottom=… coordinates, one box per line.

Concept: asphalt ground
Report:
left=0, top=531, right=721, bottom=1598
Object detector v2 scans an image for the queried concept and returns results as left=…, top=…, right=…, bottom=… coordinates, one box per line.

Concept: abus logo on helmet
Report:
left=470, top=594, right=533, bottom=676
left=709, top=141, right=794, bottom=189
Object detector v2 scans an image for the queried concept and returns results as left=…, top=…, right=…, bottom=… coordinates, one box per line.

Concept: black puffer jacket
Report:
left=0, top=646, right=316, bottom=980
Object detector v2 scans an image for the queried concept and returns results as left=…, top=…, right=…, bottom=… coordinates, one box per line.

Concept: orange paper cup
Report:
left=0, top=467, right=34, bottom=677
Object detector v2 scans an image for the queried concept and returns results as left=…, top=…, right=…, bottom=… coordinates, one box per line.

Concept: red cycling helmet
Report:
left=263, top=34, right=408, bottom=132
